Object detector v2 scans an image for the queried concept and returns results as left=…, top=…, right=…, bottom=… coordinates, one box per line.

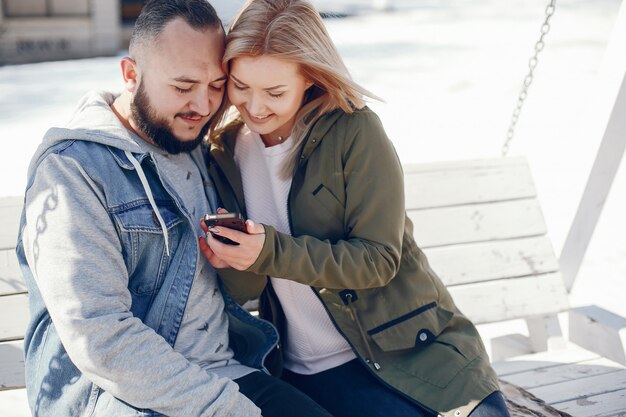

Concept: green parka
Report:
left=208, top=107, right=500, bottom=417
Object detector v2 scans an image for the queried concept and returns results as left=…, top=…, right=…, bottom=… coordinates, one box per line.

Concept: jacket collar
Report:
left=297, top=109, right=343, bottom=166
left=107, top=146, right=151, bottom=170
left=209, top=125, right=246, bottom=211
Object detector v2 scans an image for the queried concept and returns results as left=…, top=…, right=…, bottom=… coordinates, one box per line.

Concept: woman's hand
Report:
left=198, top=210, right=266, bottom=271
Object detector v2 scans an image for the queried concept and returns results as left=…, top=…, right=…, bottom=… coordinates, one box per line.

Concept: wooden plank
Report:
left=0, top=388, right=30, bottom=417
left=501, top=357, right=624, bottom=389
left=569, top=306, right=626, bottom=366
left=0, top=341, right=25, bottom=390
left=556, top=388, right=626, bottom=417
left=526, top=315, right=566, bottom=352
left=403, top=156, right=536, bottom=210
left=493, top=343, right=601, bottom=377
left=0, top=294, right=29, bottom=342
left=0, top=196, right=22, bottom=251
left=424, top=236, right=559, bottom=286
left=0, top=249, right=26, bottom=297
left=408, top=199, right=547, bottom=248
left=530, top=369, right=626, bottom=405
left=449, top=273, right=569, bottom=324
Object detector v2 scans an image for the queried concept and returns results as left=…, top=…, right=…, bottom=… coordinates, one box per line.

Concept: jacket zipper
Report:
left=286, top=144, right=382, bottom=371
left=345, top=293, right=381, bottom=371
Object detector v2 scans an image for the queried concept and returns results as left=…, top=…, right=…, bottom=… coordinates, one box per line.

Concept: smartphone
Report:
left=203, top=212, right=247, bottom=245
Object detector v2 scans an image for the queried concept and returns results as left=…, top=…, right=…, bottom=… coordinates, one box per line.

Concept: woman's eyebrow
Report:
left=230, top=74, right=286, bottom=90
left=230, top=74, right=247, bottom=85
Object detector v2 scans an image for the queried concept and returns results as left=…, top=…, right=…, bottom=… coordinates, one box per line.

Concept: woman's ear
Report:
left=120, top=57, right=139, bottom=92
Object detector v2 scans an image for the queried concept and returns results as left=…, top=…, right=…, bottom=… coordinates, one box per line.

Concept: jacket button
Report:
left=454, top=410, right=461, bottom=417
left=419, top=332, right=428, bottom=342
left=312, top=139, right=317, bottom=143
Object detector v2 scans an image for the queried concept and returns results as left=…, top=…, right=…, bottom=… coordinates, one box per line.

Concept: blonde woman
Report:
left=200, top=1, right=510, bottom=416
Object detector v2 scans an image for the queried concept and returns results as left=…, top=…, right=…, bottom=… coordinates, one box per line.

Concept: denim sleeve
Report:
left=21, top=152, right=260, bottom=417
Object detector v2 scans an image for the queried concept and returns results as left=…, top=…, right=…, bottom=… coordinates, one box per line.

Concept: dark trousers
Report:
left=281, top=359, right=510, bottom=417
left=235, top=371, right=333, bottom=417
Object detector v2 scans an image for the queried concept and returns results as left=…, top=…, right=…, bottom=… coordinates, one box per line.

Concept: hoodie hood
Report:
left=28, top=91, right=143, bottom=178
left=26, top=90, right=176, bottom=256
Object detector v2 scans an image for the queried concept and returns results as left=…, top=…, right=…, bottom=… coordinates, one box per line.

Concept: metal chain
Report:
left=502, top=0, right=557, bottom=156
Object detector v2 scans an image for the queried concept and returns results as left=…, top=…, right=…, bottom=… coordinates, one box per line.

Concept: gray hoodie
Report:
left=19, top=91, right=261, bottom=417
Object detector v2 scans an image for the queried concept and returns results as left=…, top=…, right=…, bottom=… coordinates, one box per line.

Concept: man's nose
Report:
left=189, top=89, right=211, bottom=117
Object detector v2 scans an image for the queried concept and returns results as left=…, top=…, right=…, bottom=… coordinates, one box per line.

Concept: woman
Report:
left=200, top=1, right=510, bottom=416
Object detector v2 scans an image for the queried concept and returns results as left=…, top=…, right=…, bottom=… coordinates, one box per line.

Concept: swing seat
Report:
left=1, top=157, right=626, bottom=416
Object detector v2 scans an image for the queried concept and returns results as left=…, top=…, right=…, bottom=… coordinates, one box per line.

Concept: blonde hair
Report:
left=216, top=0, right=379, bottom=176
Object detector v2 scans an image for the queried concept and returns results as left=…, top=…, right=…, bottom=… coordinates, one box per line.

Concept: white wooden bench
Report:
left=2, top=157, right=625, bottom=416
left=404, top=157, right=626, bottom=416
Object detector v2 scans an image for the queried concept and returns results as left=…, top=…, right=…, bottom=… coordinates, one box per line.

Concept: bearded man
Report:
left=16, top=1, right=332, bottom=417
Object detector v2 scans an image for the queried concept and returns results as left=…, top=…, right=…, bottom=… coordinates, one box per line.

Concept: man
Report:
left=16, top=1, right=331, bottom=416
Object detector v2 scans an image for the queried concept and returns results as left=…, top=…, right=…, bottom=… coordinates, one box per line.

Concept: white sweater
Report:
left=234, top=126, right=356, bottom=374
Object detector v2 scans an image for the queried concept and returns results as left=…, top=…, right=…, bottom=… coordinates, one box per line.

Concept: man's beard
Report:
left=131, top=82, right=210, bottom=154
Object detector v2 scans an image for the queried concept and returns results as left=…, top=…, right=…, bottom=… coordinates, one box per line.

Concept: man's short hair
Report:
left=129, top=0, right=223, bottom=57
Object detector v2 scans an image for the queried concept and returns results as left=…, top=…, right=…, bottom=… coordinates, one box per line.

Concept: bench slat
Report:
left=501, top=357, right=624, bottom=389
left=403, top=156, right=536, bottom=209
left=493, top=344, right=601, bottom=377
left=408, top=199, right=547, bottom=248
left=424, top=235, right=560, bottom=286
left=0, top=294, right=29, bottom=342
left=556, top=387, right=626, bottom=417
left=448, top=272, right=569, bottom=324
left=0, top=249, right=26, bottom=297
left=0, top=341, right=25, bottom=391
left=0, top=388, right=29, bottom=416
left=0, top=197, right=22, bottom=251
left=531, top=369, right=626, bottom=406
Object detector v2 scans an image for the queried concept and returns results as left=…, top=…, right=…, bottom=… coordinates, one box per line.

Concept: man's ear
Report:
left=120, top=57, right=139, bottom=92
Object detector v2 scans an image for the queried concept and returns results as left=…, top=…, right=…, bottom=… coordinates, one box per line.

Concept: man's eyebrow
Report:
left=230, top=74, right=286, bottom=90
left=173, top=75, right=227, bottom=84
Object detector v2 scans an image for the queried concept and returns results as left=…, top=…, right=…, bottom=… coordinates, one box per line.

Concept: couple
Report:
left=17, top=0, right=509, bottom=416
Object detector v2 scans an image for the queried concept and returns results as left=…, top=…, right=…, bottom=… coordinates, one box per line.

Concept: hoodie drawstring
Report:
left=124, top=150, right=171, bottom=257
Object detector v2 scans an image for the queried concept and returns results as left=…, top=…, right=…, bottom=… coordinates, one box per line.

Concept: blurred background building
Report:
left=0, top=0, right=120, bottom=65
left=0, top=0, right=392, bottom=65
left=0, top=0, right=234, bottom=65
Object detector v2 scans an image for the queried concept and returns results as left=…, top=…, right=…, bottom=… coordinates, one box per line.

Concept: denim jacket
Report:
left=17, top=91, right=277, bottom=417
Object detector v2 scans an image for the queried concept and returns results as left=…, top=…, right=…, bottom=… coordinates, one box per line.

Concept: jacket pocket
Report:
left=111, top=201, right=183, bottom=297
left=367, top=303, right=482, bottom=388
left=312, top=184, right=344, bottom=216
left=113, top=200, right=182, bottom=233
left=367, top=302, right=453, bottom=351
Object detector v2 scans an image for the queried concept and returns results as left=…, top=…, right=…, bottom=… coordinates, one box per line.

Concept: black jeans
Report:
left=281, top=359, right=510, bottom=417
left=235, top=371, right=333, bottom=417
